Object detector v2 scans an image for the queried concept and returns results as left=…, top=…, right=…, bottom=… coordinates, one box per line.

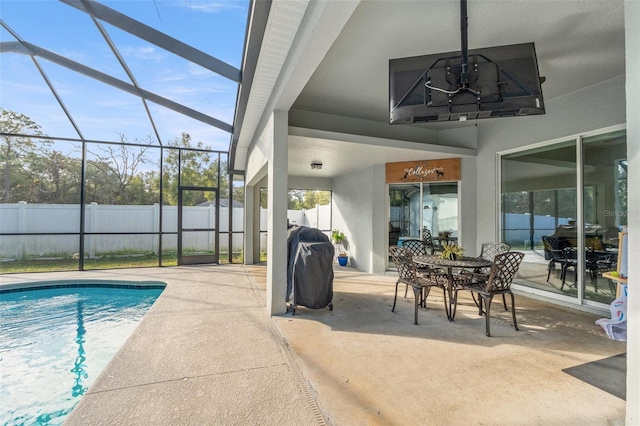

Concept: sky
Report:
left=0, top=0, right=250, bottom=152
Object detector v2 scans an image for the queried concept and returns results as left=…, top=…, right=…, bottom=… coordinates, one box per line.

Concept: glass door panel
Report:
left=581, top=130, right=626, bottom=304
left=388, top=182, right=459, bottom=266
left=501, top=140, right=577, bottom=297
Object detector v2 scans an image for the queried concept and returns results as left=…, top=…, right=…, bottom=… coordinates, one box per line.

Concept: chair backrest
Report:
left=422, top=229, right=434, bottom=247
left=402, top=239, right=428, bottom=256
left=479, top=242, right=510, bottom=262
left=483, top=252, right=525, bottom=292
left=389, top=246, right=419, bottom=281
left=542, top=235, right=572, bottom=261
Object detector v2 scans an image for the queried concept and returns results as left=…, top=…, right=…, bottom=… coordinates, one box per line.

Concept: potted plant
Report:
left=331, top=229, right=345, bottom=245
left=441, top=242, right=464, bottom=260
left=438, top=230, right=452, bottom=243
left=332, top=230, right=349, bottom=266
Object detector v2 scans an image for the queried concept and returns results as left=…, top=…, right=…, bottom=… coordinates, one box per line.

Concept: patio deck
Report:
left=1, top=264, right=626, bottom=425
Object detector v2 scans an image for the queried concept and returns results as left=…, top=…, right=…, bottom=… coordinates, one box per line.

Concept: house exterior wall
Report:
left=332, top=164, right=385, bottom=274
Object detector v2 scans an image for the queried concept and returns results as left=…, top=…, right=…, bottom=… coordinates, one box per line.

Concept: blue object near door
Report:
left=338, top=256, right=348, bottom=266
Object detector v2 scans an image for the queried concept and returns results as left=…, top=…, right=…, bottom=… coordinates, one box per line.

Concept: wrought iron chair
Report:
left=475, top=242, right=511, bottom=309
left=542, top=235, right=577, bottom=290
left=401, top=238, right=446, bottom=300
left=451, top=251, right=525, bottom=336
left=421, top=228, right=436, bottom=254
left=389, top=246, right=449, bottom=324
left=402, top=238, right=429, bottom=257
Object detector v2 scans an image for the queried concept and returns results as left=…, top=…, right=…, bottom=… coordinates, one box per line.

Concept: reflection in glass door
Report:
left=581, top=130, right=627, bottom=304
left=501, top=140, right=578, bottom=298
left=178, top=187, right=219, bottom=265
left=388, top=183, right=459, bottom=248
left=501, top=129, right=626, bottom=307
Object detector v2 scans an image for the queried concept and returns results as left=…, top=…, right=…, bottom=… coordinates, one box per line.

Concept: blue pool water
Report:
left=0, top=283, right=164, bottom=426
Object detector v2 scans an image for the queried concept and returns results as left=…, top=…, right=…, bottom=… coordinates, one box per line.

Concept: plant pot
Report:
left=338, top=256, right=348, bottom=266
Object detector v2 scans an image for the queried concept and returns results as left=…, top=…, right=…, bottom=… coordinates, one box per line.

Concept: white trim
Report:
left=496, top=123, right=626, bottom=156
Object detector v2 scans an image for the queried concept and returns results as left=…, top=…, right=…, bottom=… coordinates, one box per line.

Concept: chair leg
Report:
left=510, top=292, right=519, bottom=331
left=448, top=288, right=458, bottom=321
left=404, top=284, right=408, bottom=299
left=443, top=287, right=451, bottom=321
left=483, top=294, right=494, bottom=337
left=392, top=281, right=400, bottom=312
left=502, top=294, right=508, bottom=311
left=412, top=286, right=421, bottom=325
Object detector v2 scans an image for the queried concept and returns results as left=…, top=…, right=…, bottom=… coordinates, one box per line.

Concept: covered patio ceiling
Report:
left=233, top=0, right=625, bottom=178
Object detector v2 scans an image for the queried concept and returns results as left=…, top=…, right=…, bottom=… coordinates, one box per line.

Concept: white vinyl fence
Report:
left=0, top=202, right=243, bottom=260
left=0, top=202, right=333, bottom=260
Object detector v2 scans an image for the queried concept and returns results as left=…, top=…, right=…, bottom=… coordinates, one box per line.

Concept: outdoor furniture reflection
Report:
left=389, top=246, right=449, bottom=324
left=413, top=254, right=492, bottom=321
left=453, top=252, right=525, bottom=337
left=543, top=234, right=617, bottom=291
left=421, top=228, right=437, bottom=255
left=586, top=249, right=616, bottom=288
left=542, top=235, right=577, bottom=289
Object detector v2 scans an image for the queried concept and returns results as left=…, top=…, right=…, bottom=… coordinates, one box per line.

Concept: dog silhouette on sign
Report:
left=435, top=170, right=445, bottom=179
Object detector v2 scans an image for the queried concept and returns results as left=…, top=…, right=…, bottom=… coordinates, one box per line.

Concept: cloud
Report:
left=120, top=46, right=166, bottom=61
left=179, top=1, right=243, bottom=14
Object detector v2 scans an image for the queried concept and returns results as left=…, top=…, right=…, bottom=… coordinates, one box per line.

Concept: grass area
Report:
left=0, top=251, right=245, bottom=274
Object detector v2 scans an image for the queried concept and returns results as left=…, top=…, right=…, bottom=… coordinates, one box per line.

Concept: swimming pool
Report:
left=0, top=281, right=165, bottom=426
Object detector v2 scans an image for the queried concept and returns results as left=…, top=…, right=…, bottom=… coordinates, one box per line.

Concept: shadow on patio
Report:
left=247, top=264, right=626, bottom=425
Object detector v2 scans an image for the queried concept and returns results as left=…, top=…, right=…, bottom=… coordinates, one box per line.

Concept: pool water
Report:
left=0, top=285, right=164, bottom=426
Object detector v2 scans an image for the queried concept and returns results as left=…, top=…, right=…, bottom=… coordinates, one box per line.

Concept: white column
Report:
left=266, top=111, right=289, bottom=315
left=244, top=185, right=255, bottom=264
left=625, top=1, right=640, bottom=422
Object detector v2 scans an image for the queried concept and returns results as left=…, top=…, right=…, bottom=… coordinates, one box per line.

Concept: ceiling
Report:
left=239, top=0, right=626, bottom=179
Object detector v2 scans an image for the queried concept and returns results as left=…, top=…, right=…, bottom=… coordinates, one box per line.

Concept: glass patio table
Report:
left=413, top=255, right=493, bottom=321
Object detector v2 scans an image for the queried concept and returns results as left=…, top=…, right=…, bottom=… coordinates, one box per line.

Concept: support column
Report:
left=266, top=111, right=288, bottom=315
left=624, top=1, right=640, bottom=422
left=244, top=185, right=255, bottom=265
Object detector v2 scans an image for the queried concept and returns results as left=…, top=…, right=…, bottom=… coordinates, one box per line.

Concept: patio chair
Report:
left=389, top=246, right=449, bottom=324
left=542, top=235, right=577, bottom=290
left=475, top=242, right=511, bottom=309
left=421, top=228, right=437, bottom=254
left=451, top=251, right=525, bottom=336
left=401, top=239, right=431, bottom=298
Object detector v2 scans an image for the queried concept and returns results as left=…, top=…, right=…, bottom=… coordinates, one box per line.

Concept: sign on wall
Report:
left=385, top=158, right=461, bottom=183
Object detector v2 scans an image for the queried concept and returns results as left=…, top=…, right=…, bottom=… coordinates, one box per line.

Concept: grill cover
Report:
left=286, top=226, right=334, bottom=309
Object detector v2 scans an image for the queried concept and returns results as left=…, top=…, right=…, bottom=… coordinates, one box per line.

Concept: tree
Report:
left=0, top=108, right=47, bottom=202
left=25, top=149, right=82, bottom=203
left=85, top=134, right=155, bottom=204
left=159, top=132, right=229, bottom=206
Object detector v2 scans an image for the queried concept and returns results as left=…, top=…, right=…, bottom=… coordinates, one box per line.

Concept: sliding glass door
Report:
left=500, top=128, right=626, bottom=307
left=389, top=182, right=459, bottom=246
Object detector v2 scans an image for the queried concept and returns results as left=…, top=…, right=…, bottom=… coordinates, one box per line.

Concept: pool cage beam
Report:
left=61, top=0, right=242, bottom=83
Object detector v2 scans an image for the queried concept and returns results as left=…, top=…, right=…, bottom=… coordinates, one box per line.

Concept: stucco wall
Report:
left=475, top=75, right=626, bottom=246
left=332, top=164, right=385, bottom=274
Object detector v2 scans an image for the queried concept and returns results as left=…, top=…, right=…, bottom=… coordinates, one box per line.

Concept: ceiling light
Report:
left=311, top=161, right=323, bottom=170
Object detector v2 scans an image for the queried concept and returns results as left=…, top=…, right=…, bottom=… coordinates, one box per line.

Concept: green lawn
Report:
left=0, top=251, right=245, bottom=274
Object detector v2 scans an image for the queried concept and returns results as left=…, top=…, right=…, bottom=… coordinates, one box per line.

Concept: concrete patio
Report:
left=2, top=264, right=626, bottom=425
